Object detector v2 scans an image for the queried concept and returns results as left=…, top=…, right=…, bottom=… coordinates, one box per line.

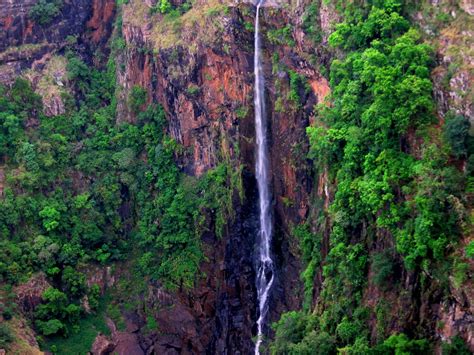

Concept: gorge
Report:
left=0, top=0, right=473, bottom=354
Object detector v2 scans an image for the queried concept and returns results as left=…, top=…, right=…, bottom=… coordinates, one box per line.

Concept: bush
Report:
left=290, top=331, right=336, bottom=355
left=267, top=25, right=295, bottom=47
left=443, top=114, right=471, bottom=159
left=61, top=266, right=86, bottom=297
left=452, top=259, right=469, bottom=288
left=442, top=336, right=471, bottom=355
left=465, top=241, right=474, bottom=259
left=186, top=85, right=200, bottom=96
left=371, top=249, right=397, bottom=289
left=302, top=2, right=322, bottom=44
left=271, top=311, right=313, bottom=354
left=336, top=317, right=360, bottom=344
left=0, top=323, right=13, bottom=349
left=128, top=86, right=147, bottom=114
left=379, top=333, right=431, bottom=354
left=159, top=0, right=172, bottom=14
left=1, top=305, right=13, bottom=320
left=29, top=0, right=63, bottom=26
left=87, top=285, right=101, bottom=311
left=36, top=319, right=66, bottom=336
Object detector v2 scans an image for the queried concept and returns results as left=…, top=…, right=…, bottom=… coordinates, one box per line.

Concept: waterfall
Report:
left=253, top=1, right=274, bottom=353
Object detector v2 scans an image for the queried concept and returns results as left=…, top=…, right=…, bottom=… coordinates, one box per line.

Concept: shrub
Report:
left=452, top=259, right=469, bottom=288
left=443, top=114, right=471, bottom=159
left=159, top=0, right=171, bottom=14
left=235, top=106, right=248, bottom=119
left=186, top=85, right=200, bottom=96
left=267, top=25, right=295, bottom=47
left=128, top=86, right=147, bottom=114
left=288, top=70, right=309, bottom=107
left=271, top=311, right=312, bottom=354
left=379, top=333, right=431, bottom=354
left=465, top=241, right=474, bottom=259
left=371, top=249, right=397, bottom=289
left=87, top=285, right=101, bottom=311
left=29, top=0, right=63, bottom=26
left=290, top=331, right=336, bottom=355
left=0, top=323, right=13, bottom=349
left=61, top=266, right=87, bottom=297
left=302, top=2, right=322, bottom=44
left=442, top=336, right=471, bottom=355
left=36, top=319, right=66, bottom=336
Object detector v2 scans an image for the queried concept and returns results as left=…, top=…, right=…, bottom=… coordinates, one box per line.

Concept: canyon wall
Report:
left=0, top=0, right=472, bottom=353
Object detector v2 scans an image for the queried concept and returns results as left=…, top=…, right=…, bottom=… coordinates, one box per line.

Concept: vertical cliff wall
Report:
left=114, top=0, right=321, bottom=351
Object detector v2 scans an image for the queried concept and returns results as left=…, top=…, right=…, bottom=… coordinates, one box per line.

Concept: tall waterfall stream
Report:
left=253, top=1, right=275, bottom=353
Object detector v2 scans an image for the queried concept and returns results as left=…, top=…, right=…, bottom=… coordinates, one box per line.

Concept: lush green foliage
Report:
left=44, top=296, right=110, bottom=354
left=371, top=249, right=398, bottom=290
left=0, top=43, right=237, bottom=345
left=274, top=0, right=471, bottom=352
left=293, top=223, right=322, bottom=310
left=150, top=0, right=192, bottom=16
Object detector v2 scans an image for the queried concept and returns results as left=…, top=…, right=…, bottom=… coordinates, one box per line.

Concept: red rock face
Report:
left=0, top=0, right=115, bottom=85
left=87, top=0, right=116, bottom=46
left=113, top=2, right=334, bottom=350
left=0, top=0, right=89, bottom=51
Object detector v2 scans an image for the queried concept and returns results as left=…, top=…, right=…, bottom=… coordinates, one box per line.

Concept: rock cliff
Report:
left=0, top=0, right=472, bottom=353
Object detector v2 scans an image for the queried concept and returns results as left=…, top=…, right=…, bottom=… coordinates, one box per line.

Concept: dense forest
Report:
left=0, top=0, right=472, bottom=354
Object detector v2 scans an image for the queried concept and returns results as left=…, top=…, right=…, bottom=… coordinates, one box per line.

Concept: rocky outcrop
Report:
left=14, top=273, right=50, bottom=315
left=82, top=264, right=116, bottom=294
left=410, top=1, right=474, bottom=123
left=86, top=0, right=116, bottom=49
left=91, top=318, right=144, bottom=355
left=91, top=334, right=115, bottom=355
left=0, top=0, right=116, bottom=97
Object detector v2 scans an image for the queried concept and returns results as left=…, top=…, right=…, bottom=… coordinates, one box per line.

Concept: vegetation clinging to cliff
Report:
left=273, top=0, right=472, bottom=352
left=0, top=53, right=238, bottom=350
left=29, top=0, right=63, bottom=26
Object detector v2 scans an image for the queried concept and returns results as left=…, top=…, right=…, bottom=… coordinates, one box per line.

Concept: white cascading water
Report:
left=253, top=1, right=274, bottom=354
